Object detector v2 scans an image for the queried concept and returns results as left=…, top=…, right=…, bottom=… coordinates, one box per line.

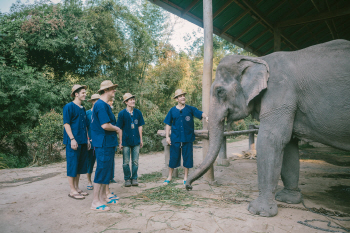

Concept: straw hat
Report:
left=123, top=93, right=135, bottom=103
left=173, top=89, right=187, bottom=99
left=71, top=84, right=87, bottom=97
left=98, top=80, right=118, bottom=93
left=88, top=94, right=100, bottom=102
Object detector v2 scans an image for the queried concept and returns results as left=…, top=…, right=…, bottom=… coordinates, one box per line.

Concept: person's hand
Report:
left=119, top=144, right=123, bottom=150
left=71, top=139, right=78, bottom=150
left=140, top=140, right=143, bottom=148
left=166, top=136, right=171, bottom=145
left=87, top=140, right=91, bottom=150
left=205, top=116, right=209, bottom=123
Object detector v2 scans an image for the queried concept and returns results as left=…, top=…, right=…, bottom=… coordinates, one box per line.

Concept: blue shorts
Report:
left=169, top=142, right=193, bottom=168
left=94, top=147, right=115, bottom=184
left=87, top=148, right=96, bottom=174
left=66, top=144, right=88, bottom=177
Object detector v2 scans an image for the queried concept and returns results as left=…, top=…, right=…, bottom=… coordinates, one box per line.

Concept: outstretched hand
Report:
left=166, top=136, right=171, bottom=145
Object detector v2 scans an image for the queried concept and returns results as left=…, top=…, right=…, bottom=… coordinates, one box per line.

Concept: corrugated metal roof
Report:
left=149, top=0, right=350, bottom=56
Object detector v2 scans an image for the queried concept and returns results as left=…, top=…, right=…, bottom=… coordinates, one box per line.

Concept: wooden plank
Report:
left=274, top=28, right=281, bottom=52
left=213, top=0, right=235, bottom=19
left=277, top=7, right=350, bottom=28
left=157, top=129, right=259, bottom=138
left=181, top=0, right=200, bottom=16
left=310, top=0, right=335, bottom=39
left=220, top=9, right=250, bottom=35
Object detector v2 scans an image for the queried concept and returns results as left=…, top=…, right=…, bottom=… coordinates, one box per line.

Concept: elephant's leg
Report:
left=275, top=137, right=302, bottom=204
left=248, top=118, right=293, bottom=217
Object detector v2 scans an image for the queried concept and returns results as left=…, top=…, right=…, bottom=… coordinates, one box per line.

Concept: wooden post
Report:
left=274, top=27, right=281, bottom=52
left=202, top=0, right=214, bottom=182
left=217, top=136, right=230, bottom=166
left=248, top=125, right=256, bottom=151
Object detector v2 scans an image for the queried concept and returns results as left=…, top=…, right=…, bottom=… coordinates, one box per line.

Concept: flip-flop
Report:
left=87, top=185, right=93, bottom=190
left=78, top=191, right=89, bottom=196
left=107, top=194, right=119, bottom=200
left=163, top=180, right=170, bottom=185
left=107, top=199, right=119, bottom=205
left=90, top=205, right=110, bottom=211
left=183, top=180, right=186, bottom=185
left=68, top=193, right=85, bottom=200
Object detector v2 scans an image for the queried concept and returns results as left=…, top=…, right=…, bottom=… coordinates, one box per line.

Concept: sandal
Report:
left=163, top=180, right=170, bottom=185
left=107, top=194, right=119, bottom=200
left=87, top=185, right=93, bottom=190
left=90, top=205, right=110, bottom=211
left=107, top=199, right=119, bottom=205
left=78, top=190, right=89, bottom=196
left=68, top=193, right=85, bottom=200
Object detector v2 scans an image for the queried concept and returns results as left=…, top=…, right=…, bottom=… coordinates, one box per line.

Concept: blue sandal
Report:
left=108, top=195, right=119, bottom=200
left=163, top=180, right=170, bottom=185
left=107, top=199, right=119, bottom=204
left=87, top=185, right=93, bottom=190
left=90, top=205, right=109, bottom=211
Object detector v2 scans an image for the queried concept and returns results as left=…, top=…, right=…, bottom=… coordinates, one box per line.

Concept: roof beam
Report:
left=253, top=35, right=273, bottom=53
left=213, top=0, right=235, bottom=19
left=236, top=0, right=298, bottom=50
left=233, top=0, right=282, bottom=43
left=277, top=6, right=350, bottom=28
left=310, top=0, right=335, bottom=39
left=245, top=28, right=268, bottom=47
left=220, top=9, right=250, bottom=35
left=181, top=0, right=200, bottom=16
left=149, top=0, right=263, bottom=56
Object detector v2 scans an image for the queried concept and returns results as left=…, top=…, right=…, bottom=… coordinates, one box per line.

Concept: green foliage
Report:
left=140, top=110, right=166, bottom=154
left=0, top=152, right=31, bottom=168
left=138, top=171, right=162, bottom=183
left=26, top=109, right=64, bottom=165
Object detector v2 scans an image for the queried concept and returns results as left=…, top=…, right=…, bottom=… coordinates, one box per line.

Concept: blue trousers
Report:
left=66, top=144, right=88, bottom=177
left=169, top=142, right=193, bottom=168
left=87, top=148, right=96, bottom=174
left=122, top=145, right=140, bottom=180
left=94, top=147, right=115, bottom=184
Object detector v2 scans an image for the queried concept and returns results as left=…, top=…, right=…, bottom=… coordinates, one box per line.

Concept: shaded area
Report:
left=300, top=147, right=350, bottom=166
left=0, top=172, right=61, bottom=188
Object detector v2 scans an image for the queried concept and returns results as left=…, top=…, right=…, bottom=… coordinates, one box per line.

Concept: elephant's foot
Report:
left=275, top=188, right=301, bottom=204
left=248, top=196, right=278, bottom=217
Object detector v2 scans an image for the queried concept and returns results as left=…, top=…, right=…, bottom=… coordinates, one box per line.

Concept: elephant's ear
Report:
left=238, top=57, right=269, bottom=106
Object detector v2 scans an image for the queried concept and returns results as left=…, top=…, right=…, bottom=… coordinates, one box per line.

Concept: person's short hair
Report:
left=73, top=87, right=85, bottom=97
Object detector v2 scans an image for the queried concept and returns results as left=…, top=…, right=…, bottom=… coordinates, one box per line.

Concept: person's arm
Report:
left=202, top=112, right=209, bottom=123
left=101, top=123, right=121, bottom=133
left=118, top=130, right=123, bottom=150
left=64, top=123, right=78, bottom=150
left=138, top=126, right=143, bottom=148
left=86, top=129, right=91, bottom=150
left=165, top=124, right=171, bottom=145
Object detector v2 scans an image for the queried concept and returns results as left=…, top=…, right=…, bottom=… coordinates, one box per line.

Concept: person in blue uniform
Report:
left=90, top=80, right=122, bottom=212
left=116, top=93, right=145, bottom=187
left=63, top=84, right=91, bottom=200
left=163, top=89, right=208, bottom=186
left=86, top=93, right=100, bottom=190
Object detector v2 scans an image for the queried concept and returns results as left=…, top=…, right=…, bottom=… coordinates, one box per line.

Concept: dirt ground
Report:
left=0, top=137, right=349, bottom=233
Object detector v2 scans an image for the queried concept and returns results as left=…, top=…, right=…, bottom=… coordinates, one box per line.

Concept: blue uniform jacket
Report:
left=63, top=102, right=88, bottom=145
left=91, top=99, right=118, bottom=147
left=164, top=105, right=203, bottom=143
left=116, top=108, right=145, bottom=147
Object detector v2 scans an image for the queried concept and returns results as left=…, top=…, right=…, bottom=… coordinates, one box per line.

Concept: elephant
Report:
left=185, top=39, right=350, bottom=217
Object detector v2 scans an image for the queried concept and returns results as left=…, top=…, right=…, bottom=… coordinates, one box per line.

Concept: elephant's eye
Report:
left=216, top=86, right=226, bottom=99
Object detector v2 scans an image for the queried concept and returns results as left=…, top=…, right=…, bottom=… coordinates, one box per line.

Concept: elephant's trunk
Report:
left=186, top=109, right=225, bottom=190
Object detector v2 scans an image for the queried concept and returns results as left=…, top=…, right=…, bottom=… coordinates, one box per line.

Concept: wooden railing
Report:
left=157, top=125, right=259, bottom=177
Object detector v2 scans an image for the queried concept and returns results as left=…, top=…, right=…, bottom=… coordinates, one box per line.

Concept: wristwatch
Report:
left=70, top=137, right=75, bottom=140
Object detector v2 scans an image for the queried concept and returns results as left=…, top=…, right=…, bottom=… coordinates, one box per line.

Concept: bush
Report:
left=140, top=110, right=166, bottom=154
left=26, top=109, right=64, bottom=166
left=0, top=153, right=31, bottom=169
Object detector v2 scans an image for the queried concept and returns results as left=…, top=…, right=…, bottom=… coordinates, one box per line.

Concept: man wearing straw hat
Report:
left=116, top=93, right=145, bottom=187
left=63, top=85, right=91, bottom=200
left=163, top=89, right=208, bottom=186
left=90, top=80, right=122, bottom=211
left=85, top=94, right=100, bottom=190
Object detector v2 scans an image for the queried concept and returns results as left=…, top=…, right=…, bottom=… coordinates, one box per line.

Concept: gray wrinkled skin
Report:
left=186, top=40, right=350, bottom=217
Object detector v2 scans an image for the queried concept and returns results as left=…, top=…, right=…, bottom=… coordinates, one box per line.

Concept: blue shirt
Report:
left=63, top=102, right=88, bottom=145
left=164, top=105, right=203, bottom=143
left=116, top=108, right=145, bottom=147
left=86, top=109, right=93, bottom=147
left=91, top=99, right=118, bottom=147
